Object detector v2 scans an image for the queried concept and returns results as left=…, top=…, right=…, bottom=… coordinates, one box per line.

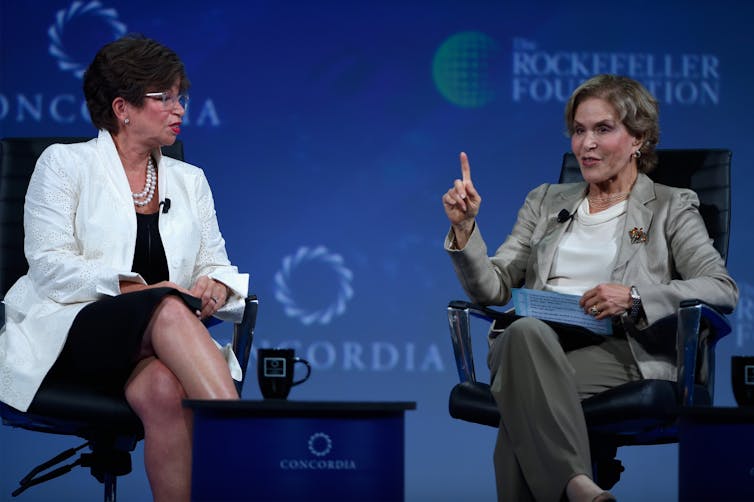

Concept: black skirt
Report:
left=31, top=288, right=201, bottom=402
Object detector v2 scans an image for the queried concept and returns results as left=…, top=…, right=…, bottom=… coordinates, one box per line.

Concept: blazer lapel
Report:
left=612, top=173, right=655, bottom=278
left=534, top=183, right=586, bottom=288
left=96, top=129, right=136, bottom=207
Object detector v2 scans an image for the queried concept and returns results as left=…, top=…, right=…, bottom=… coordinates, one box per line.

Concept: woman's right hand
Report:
left=442, top=152, right=482, bottom=247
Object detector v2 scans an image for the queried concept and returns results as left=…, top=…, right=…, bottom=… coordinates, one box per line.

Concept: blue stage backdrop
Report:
left=2, top=1, right=754, bottom=500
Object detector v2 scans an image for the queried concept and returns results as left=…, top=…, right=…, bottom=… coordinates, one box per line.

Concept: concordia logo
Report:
left=274, top=246, right=354, bottom=326
left=0, top=1, right=220, bottom=126
left=279, top=432, right=357, bottom=470
left=49, top=1, right=127, bottom=80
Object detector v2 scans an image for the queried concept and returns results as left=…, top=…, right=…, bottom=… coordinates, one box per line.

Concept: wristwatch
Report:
left=629, top=286, right=642, bottom=321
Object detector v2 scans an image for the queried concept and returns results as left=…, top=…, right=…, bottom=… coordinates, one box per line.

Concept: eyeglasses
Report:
left=144, top=92, right=189, bottom=111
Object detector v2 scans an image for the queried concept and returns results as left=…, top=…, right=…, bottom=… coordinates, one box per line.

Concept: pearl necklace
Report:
left=587, top=191, right=629, bottom=211
left=132, top=156, right=157, bottom=207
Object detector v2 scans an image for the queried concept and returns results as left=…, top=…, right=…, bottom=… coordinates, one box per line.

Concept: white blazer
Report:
left=0, top=130, right=249, bottom=412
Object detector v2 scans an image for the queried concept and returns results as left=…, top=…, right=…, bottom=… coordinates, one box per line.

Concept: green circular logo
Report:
left=432, top=31, right=501, bottom=108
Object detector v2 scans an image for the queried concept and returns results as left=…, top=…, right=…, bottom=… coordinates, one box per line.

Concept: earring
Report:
left=124, top=118, right=130, bottom=125
left=633, top=149, right=642, bottom=159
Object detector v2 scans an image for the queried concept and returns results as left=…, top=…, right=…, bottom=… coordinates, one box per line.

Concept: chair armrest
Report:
left=676, top=299, right=732, bottom=407
left=680, top=299, right=732, bottom=344
left=447, top=301, right=518, bottom=383
left=449, top=381, right=500, bottom=427
left=233, top=295, right=258, bottom=394
left=448, top=300, right=518, bottom=326
left=447, top=301, right=478, bottom=383
left=447, top=299, right=601, bottom=382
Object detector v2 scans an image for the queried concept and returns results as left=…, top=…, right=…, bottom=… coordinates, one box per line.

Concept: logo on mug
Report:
left=263, top=357, right=287, bottom=378
left=746, top=365, right=754, bottom=385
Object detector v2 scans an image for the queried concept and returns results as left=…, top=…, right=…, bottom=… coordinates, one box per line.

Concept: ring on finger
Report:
left=589, top=306, right=600, bottom=316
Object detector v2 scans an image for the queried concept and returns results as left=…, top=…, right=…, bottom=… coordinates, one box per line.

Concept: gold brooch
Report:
left=629, top=227, right=648, bottom=244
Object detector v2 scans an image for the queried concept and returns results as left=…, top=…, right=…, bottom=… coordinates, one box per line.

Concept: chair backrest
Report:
left=560, top=149, right=731, bottom=263
left=0, top=137, right=184, bottom=296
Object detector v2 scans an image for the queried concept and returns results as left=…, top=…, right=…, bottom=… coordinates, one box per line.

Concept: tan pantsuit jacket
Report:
left=446, top=172, right=739, bottom=381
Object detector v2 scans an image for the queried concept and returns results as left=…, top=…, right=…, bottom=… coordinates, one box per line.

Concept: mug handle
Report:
left=291, top=357, right=312, bottom=386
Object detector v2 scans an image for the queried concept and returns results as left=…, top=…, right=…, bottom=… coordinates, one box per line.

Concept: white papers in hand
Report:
left=512, top=288, right=613, bottom=335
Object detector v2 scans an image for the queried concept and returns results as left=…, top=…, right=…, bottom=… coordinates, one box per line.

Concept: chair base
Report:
left=10, top=439, right=132, bottom=500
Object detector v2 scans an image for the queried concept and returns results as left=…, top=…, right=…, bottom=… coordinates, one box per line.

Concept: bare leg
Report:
left=126, top=357, right=192, bottom=502
left=138, top=294, right=238, bottom=400
left=126, top=294, right=239, bottom=501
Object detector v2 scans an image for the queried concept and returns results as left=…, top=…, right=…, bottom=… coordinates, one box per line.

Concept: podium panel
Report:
left=185, top=400, right=416, bottom=501
left=679, top=407, right=754, bottom=501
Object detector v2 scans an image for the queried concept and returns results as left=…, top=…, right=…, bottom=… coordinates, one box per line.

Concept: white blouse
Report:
left=546, top=198, right=627, bottom=296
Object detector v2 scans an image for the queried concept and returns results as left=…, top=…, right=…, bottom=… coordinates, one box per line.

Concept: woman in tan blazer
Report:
left=443, top=74, right=738, bottom=501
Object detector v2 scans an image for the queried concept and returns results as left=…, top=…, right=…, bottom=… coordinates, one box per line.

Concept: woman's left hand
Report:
left=580, top=283, right=632, bottom=320
left=191, top=276, right=229, bottom=319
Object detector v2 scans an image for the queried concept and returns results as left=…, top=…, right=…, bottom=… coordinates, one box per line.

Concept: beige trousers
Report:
left=487, top=317, right=642, bottom=501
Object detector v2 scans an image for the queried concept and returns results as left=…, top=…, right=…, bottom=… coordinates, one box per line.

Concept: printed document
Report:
left=512, top=288, right=613, bottom=335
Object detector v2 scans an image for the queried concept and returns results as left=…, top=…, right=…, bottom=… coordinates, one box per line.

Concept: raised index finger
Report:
left=459, top=151, right=472, bottom=183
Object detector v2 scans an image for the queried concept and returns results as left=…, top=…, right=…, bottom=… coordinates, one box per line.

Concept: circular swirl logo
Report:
left=432, top=31, right=502, bottom=108
left=307, top=432, right=332, bottom=457
left=48, top=1, right=127, bottom=79
left=274, top=246, right=354, bottom=325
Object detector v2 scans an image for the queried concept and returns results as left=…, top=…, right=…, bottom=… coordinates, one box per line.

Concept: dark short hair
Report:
left=83, top=34, right=190, bottom=133
left=564, top=74, right=660, bottom=173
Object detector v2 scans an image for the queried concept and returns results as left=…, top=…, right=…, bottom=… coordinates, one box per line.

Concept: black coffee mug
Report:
left=257, top=348, right=312, bottom=399
left=731, top=355, right=754, bottom=406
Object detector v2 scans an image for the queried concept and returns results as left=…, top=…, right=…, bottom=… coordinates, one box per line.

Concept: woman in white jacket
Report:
left=0, top=35, right=248, bottom=501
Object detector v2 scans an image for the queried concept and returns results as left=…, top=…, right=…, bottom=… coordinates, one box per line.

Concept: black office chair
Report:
left=0, top=137, right=258, bottom=500
left=446, top=149, right=733, bottom=489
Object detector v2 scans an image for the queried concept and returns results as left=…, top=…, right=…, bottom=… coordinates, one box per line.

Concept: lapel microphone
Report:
left=557, top=208, right=573, bottom=223
left=160, top=198, right=171, bottom=214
